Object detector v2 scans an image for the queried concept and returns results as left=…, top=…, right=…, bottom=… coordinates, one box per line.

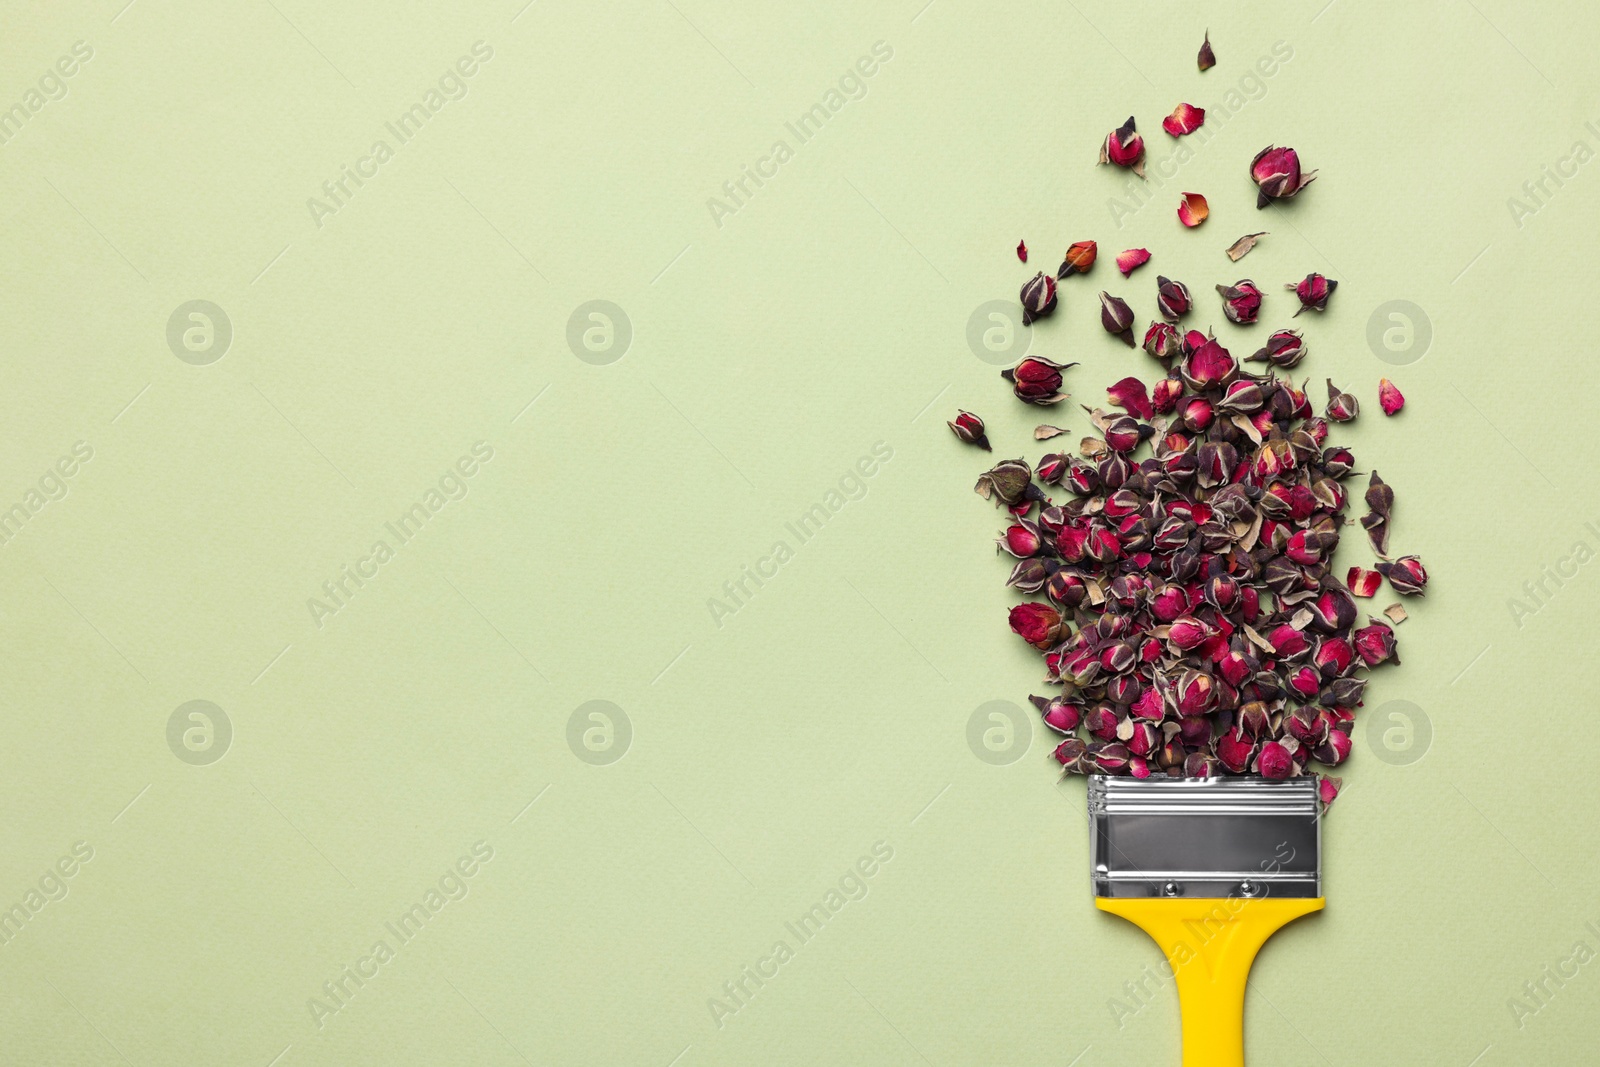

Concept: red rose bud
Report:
left=1019, top=271, right=1058, bottom=325
left=1315, top=729, right=1352, bottom=766
left=1217, top=727, right=1255, bottom=773
left=1058, top=240, right=1098, bottom=278
left=1099, top=292, right=1136, bottom=347
left=1005, top=557, right=1049, bottom=592
left=1176, top=395, right=1214, bottom=433
left=1002, top=356, right=1076, bottom=405
left=1377, top=555, right=1428, bottom=596
left=1325, top=379, right=1360, bottom=422
left=1031, top=694, right=1084, bottom=734
left=1176, top=192, right=1209, bottom=228
left=1152, top=376, right=1184, bottom=414
left=1126, top=721, right=1159, bottom=757
left=1053, top=737, right=1087, bottom=770
left=1143, top=321, right=1184, bottom=361
left=1379, top=378, right=1405, bottom=416
left=1175, top=669, right=1216, bottom=715
left=1347, top=566, right=1380, bottom=598
left=1099, top=116, right=1145, bottom=178
left=1064, top=460, right=1099, bottom=495
left=974, top=457, right=1039, bottom=507
left=1016, top=239, right=1028, bottom=263
left=1167, top=615, right=1211, bottom=650
left=1009, top=602, right=1063, bottom=648
left=1163, top=104, right=1206, bottom=138
left=998, top=522, right=1042, bottom=557
left=947, top=410, right=990, bottom=451
left=1045, top=570, right=1087, bottom=607
left=1256, top=740, right=1293, bottom=779
left=1322, top=446, right=1355, bottom=478
left=1314, top=637, right=1354, bottom=677
left=1198, top=30, right=1216, bottom=71
left=1353, top=621, right=1398, bottom=666
left=1250, top=145, right=1317, bottom=208
left=1181, top=337, right=1236, bottom=390
left=1088, top=742, right=1131, bottom=775
left=1107, top=376, right=1153, bottom=419
left=1248, top=329, right=1306, bottom=368
left=1216, top=280, right=1263, bottom=324
left=1036, top=452, right=1070, bottom=486
left=1290, top=272, right=1337, bottom=316
left=1156, top=276, right=1192, bottom=322
left=1116, top=248, right=1152, bottom=277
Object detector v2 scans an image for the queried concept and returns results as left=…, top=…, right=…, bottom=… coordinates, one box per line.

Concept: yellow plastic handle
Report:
left=1097, top=896, right=1324, bottom=1067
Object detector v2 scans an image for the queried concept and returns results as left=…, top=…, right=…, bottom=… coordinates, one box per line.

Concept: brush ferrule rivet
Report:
left=1237, top=880, right=1261, bottom=898
left=1161, top=881, right=1181, bottom=897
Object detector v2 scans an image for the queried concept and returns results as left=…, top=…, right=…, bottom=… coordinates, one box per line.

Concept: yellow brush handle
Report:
left=1097, top=896, right=1324, bottom=1067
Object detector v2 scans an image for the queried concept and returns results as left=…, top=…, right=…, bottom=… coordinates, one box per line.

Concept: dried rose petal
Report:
left=1099, top=116, right=1145, bottom=178
left=1247, top=329, right=1305, bottom=369
left=1116, top=248, right=1152, bottom=277
left=1377, top=556, right=1428, bottom=596
left=1019, top=272, right=1057, bottom=325
left=1099, top=292, right=1136, bottom=347
left=1225, top=232, right=1267, bottom=262
left=1289, top=272, right=1337, bottom=316
left=1346, top=566, right=1381, bottom=598
left=1216, top=280, right=1263, bottom=324
left=1177, top=192, right=1209, bottom=228
left=1143, top=321, right=1184, bottom=361
left=1034, top=424, right=1067, bottom=440
left=1058, top=240, right=1097, bottom=278
left=1378, top=378, right=1405, bottom=416
left=1383, top=603, right=1408, bottom=625
left=1016, top=239, right=1028, bottom=263
left=1156, top=276, right=1192, bottom=323
left=1106, top=376, right=1153, bottom=419
left=1162, top=104, right=1206, bottom=138
left=1250, top=145, right=1317, bottom=208
left=1325, top=379, right=1359, bottom=422
left=948, top=410, right=990, bottom=451
left=1002, top=357, right=1076, bottom=405
left=1198, top=30, right=1215, bottom=71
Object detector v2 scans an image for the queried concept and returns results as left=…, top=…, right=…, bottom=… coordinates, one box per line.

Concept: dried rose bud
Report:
left=1181, top=337, right=1236, bottom=391
left=1167, top=615, right=1211, bottom=651
left=1353, top=620, right=1398, bottom=667
left=1377, top=556, right=1428, bottom=596
left=1289, top=273, right=1337, bottom=316
left=1317, top=775, right=1342, bottom=807
left=1248, top=329, right=1306, bottom=369
left=1225, top=231, right=1266, bottom=262
left=1217, top=727, right=1255, bottom=773
left=974, top=457, right=1039, bottom=507
left=1365, top=471, right=1393, bottom=516
left=1175, top=669, right=1216, bottom=715
left=1031, top=694, right=1084, bottom=734
left=1036, top=452, right=1069, bottom=486
left=1045, top=570, right=1087, bottom=608
left=1314, top=729, right=1352, bottom=766
left=1053, top=737, right=1087, bottom=770
left=1088, top=742, right=1131, bottom=775
left=1058, top=240, right=1097, bottom=278
left=1156, top=276, right=1192, bottom=323
left=1098, top=292, right=1136, bottom=347
left=1163, top=104, right=1206, bottom=138
left=998, top=522, right=1042, bottom=558
left=1198, top=30, right=1216, bottom=71
left=1019, top=272, right=1058, bottom=325
left=1002, top=356, right=1076, bottom=405
left=1151, top=376, right=1184, bottom=414
left=1325, top=379, right=1359, bottom=422
left=1107, top=376, right=1153, bottom=419
left=1257, top=740, right=1293, bottom=779
left=1347, top=567, right=1381, bottom=598
left=1177, top=192, right=1209, bottom=228
left=1322, top=446, right=1355, bottom=478
left=948, top=410, right=990, bottom=451
left=1143, top=321, right=1184, bottom=361
left=1116, top=248, right=1152, bottom=277
left=1016, top=239, right=1028, bottom=263
left=1250, top=145, right=1317, bottom=208
left=1216, top=280, right=1263, bottom=324
left=1009, top=602, right=1064, bottom=648
left=1378, top=378, right=1405, bottom=416
left=1004, top=557, right=1049, bottom=592
left=1099, top=116, right=1145, bottom=178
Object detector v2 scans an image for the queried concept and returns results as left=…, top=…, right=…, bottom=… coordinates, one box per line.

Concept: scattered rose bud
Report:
left=1248, top=329, right=1306, bottom=369
left=1117, top=248, right=1152, bottom=277
left=948, top=410, right=991, bottom=451
left=1099, top=292, right=1136, bottom=347
left=1347, top=566, right=1381, bottom=598
left=1016, top=239, right=1028, bottom=263
left=1377, top=556, right=1428, bottom=596
left=1163, top=104, right=1206, bottom=138
left=1002, top=356, right=1076, bottom=405
left=974, top=457, right=1040, bottom=507
left=1099, top=116, right=1146, bottom=178
left=1177, top=192, right=1209, bottom=228
left=1020, top=272, right=1058, bottom=325
left=1034, top=424, right=1067, bottom=440
left=1379, top=378, right=1405, bottom=416
left=1156, top=276, right=1192, bottom=323
left=1225, top=232, right=1267, bottom=262
left=1198, top=30, right=1215, bottom=71
left=1290, top=272, right=1337, bottom=316
left=1059, top=240, right=1098, bottom=278
left=1217, top=280, right=1263, bottom=324
left=1325, top=379, right=1359, bottom=422
left=1107, top=376, right=1153, bottom=419
left=1250, top=145, right=1317, bottom=208
left=1143, top=321, right=1184, bottom=361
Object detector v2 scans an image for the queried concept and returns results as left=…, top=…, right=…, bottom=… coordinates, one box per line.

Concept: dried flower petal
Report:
left=1247, top=329, right=1306, bottom=368
left=1289, top=272, right=1337, bottom=316
left=1176, top=192, right=1209, bottom=228
left=1216, top=280, right=1263, bottom=324
left=1346, top=566, right=1381, bottom=598
left=1383, top=603, right=1408, bottom=625
left=1099, top=116, right=1146, bottom=178
left=1318, top=775, right=1343, bottom=807
left=1002, top=356, right=1077, bottom=406
left=1106, top=376, right=1153, bottom=419
left=1377, top=555, right=1428, bottom=596
left=1378, top=378, right=1405, bottom=416
left=1198, top=30, right=1216, bottom=71
left=1019, top=272, right=1058, bottom=325
left=1016, top=239, right=1028, bottom=263
left=1034, top=424, right=1067, bottom=441
left=947, top=410, right=990, bottom=451
left=1162, top=103, right=1206, bottom=138
left=1099, top=292, right=1136, bottom=347
left=1250, top=145, right=1317, bottom=208
left=1156, top=276, right=1192, bottom=323
left=1325, top=379, right=1359, bottom=422
left=1225, top=232, right=1267, bottom=262
left=1117, top=248, right=1152, bottom=277
left=1058, top=240, right=1097, bottom=278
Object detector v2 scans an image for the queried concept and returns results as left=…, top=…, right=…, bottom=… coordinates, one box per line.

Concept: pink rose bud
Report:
left=1152, top=375, right=1184, bottom=413
left=1289, top=272, right=1337, bottom=316
left=1175, top=669, right=1216, bottom=715
left=1248, top=329, right=1306, bottom=368
left=1143, top=320, right=1185, bottom=361
left=1325, top=379, right=1360, bottom=422
left=1353, top=621, right=1399, bottom=667
left=1065, top=460, right=1099, bottom=495
left=1176, top=191, right=1209, bottom=228
left=1216, top=280, right=1264, bottom=324
left=1217, top=727, right=1255, bottom=773
left=1019, top=271, right=1057, bottom=325
left=1269, top=625, right=1309, bottom=657
left=1167, top=615, right=1211, bottom=650
left=947, top=410, right=990, bottom=451
left=1156, top=276, right=1192, bottom=322
left=1287, top=665, right=1321, bottom=698
left=1314, top=637, right=1354, bottom=677
left=1314, top=729, right=1352, bottom=766
left=1002, top=356, right=1076, bottom=405
left=1088, top=742, right=1131, bottom=774
left=1238, top=700, right=1270, bottom=737
left=1036, top=453, right=1068, bottom=486
left=1008, top=602, right=1063, bottom=648
left=1102, top=414, right=1147, bottom=453
left=1378, top=378, right=1405, bottom=416
left=1131, top=687, right=1165, bottom=721
left=1257, top=740, right=1293, bottom=779
left=974, top=457, right=1041, bottom=508
left=1031, top=695, right=1084, bottom=734
left=1099, top=292, right=1136, bottom=347
left=1378, top=555, right=1428, bottom=596
left=1045, top=570, right=1087, bottom=608
left=1181, top=337, right=1237, bottom=390
left=1099, top=116, right=1145, bottom=177
left=1127, top=721, right=1159, bottom=757
left=1178, top=395, right=1215, bottom=431
left=1004, top=557, right=1049, bottom=592
left=1053, top=737, right=1087, bottom=770
left=1162, top=103, right=1206, bottom=137
left=998, top=522, right=1042, bottom=557
left=1128, top=756, right=1153, bottom=779
left=1116, top=247, right=1152, bottom=277
left=1322, top=446, right=1355, bottom=477
left=1250, top=145, right=1317, bottom=208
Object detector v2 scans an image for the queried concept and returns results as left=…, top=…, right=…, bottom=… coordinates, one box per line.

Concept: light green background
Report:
left=0, top=0, right=1595, bottom=1063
